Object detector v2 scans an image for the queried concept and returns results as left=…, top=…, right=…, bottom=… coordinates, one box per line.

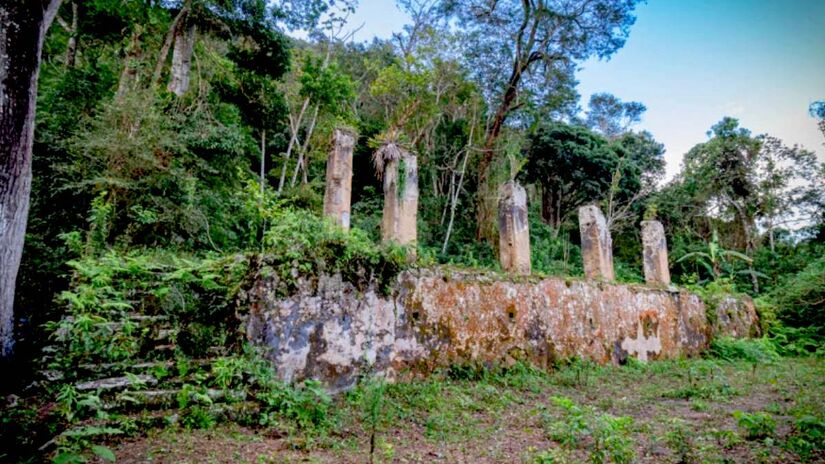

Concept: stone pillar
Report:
left=641, top=220, right=671, bottom=285
left=381, top=153, right=418, bottom=247
left=498, top=181, right=531, bottom=275
left=578, top=205, right=614, bottom=281
left=323, top=129, right=355, bottom=230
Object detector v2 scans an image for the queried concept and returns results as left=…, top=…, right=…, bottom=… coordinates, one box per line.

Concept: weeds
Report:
left=542, top=396, right=636, bottom=464
left=733, top=410, right=776, bottom=440
left=786, top=415, right=825, bottom=461
left=661, top=360, right=736, bottom=400
left=665, top=419, right=699, bottom=464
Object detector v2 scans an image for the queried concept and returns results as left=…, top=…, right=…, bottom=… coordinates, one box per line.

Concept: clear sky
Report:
left=340, top=0, right=825, bottom=179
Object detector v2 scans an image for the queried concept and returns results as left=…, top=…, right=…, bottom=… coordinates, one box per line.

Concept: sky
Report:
left=338, top=0, right=825, bottom=179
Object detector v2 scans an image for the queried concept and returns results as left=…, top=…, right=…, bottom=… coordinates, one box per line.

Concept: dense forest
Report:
left=1, top=0, right=823, bottom=462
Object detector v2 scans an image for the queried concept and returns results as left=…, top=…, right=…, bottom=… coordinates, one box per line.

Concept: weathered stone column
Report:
left=641, top=220, right=671, bottom=285
left=498, top=181, right=531, bottom=275
left=381, top=153, right=418, bottom=247
left=578, top=205, right=614, bottom=281
left=323, top=128, right=355, bottom=230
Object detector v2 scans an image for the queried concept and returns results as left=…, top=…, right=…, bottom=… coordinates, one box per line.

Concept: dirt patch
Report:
left=104, top=358, right=824, bottom=463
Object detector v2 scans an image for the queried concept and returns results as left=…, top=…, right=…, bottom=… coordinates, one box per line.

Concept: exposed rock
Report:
left=712, top=295, right=760, bottom=338
left=75, top=374, right=157, bottom=391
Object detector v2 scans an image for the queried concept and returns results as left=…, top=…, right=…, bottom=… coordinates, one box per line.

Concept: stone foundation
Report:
left=244, top=268, right=759, bottom=392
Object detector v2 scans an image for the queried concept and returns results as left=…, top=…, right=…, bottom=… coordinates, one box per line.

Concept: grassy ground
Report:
left=103, top=356, right=824, bottom=464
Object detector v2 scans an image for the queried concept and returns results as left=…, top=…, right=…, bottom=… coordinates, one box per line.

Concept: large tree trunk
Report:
left=66, top=2, right=77, bottom=66
left=0, top=0, right=62, bottom=359
left=540, top=185, right=554, bottom=225
left=152, top=6, right=189, bottom=86
left=116, top=29, right=142, bottom=99
left=167, top=19, right=196, bottom=97
left=476, top=66, right=522, bottom=243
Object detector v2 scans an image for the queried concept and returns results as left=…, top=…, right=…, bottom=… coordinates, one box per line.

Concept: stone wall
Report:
left=243, top=268, right=759, bottom=392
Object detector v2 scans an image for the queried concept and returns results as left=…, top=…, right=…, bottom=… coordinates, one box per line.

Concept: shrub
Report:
left=263, top=208, right=408, bottom=294
left=542, top=396, right=636, bottom=463
left=767, top=326, right=825, bottom=357
left=708, top=337, right=780, bottom=363
left=772, top=256, right=825, bottom=334
left=787, top=415, right=825, bottom=461
left=732, top=410, right=776, bottom=440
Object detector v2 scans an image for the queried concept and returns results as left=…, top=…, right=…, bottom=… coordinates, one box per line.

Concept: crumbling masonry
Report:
left=322, top=129, right=355, bottom=230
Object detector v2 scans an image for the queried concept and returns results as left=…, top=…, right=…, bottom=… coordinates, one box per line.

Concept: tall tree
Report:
left=522, top=123, right=616, bottom=232
left=585, top=92, right=646, bottom=140
left=811, top=101, right=825, bottom=140
left=682, top=118, right=761, bottom=260
left=442, top=0, right=641, bottom=241
left=0, top=0, right=62, bottom=358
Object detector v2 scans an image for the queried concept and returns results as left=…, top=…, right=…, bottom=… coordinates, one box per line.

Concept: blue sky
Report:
left=341, top=0, right=825, bottom=179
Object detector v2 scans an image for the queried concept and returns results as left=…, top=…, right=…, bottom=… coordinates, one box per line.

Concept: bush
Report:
left=787, top=415, right=825, bottom=460
left=767, top=326, right=824, bottom=357
left=530, top=217, right=582, bottom=277
left=708, top=337, right=780, bottom=363
left=771, top=256, right=825, bottom=338
left=733, top=410, right=776, bottom=440
left=263, top=207, right=408, bottom=294
left=542, top=396, right=636, bottom=464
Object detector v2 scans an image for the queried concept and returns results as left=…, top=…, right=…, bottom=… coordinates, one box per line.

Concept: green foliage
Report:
left=708, top=337, right=780, bottom=363
left=347, top=376, right=390, bottom=462
left=52, top=426, right=123, bottom=464
left=733, top=410, right=776, bottom=440
left=45, top=250, right=249, bottom=369
left=767, top=326, right=825, bottom=357
left=676, top=230, right=755, bottom=283
left=299, top=56, right=356, bottom=114
left=665, top=419, right=699, bottom=464
left=771, top=255, right=825, bottom=335
left=529, top=211, right=582, bottom=277
left=542, top=395, right=636, bottom=464
left=522, top=124, right=618, bottom=229
left=787, top=414, right=825, bottom=460
left=661, top=360, right=737, bottom=400
left=263, top=208, right=408, bottom=294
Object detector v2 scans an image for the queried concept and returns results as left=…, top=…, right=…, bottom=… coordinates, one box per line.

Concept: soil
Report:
left=104, top=357, right=824, bottom=463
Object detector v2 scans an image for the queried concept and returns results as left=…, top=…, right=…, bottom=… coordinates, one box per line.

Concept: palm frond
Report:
left=719, top=250, right=753, bottom=263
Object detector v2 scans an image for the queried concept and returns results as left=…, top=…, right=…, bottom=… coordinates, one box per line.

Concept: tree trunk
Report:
left=278, top=97, right=309, bottom=193
left=167, top=19, right=196, bottom=96
left=732, top=199, right=760, bottom=293
left=65, top=1, right=78, bottom=67
left=540, top=185, right=554, bottom=225
left=291, top=104, right=319, bottom=188
left=152, top=6, right=189, bottom=86
left=0, top=0, right=62, bottom=359
left=259, top=129, right=266, bottom=198
left=476, top=68, right=522, bottom=243
left=116, top=29, right=142, bottom=99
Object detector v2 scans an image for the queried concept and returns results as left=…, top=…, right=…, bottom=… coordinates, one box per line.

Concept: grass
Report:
left=99, top=356, right=825, bottom=464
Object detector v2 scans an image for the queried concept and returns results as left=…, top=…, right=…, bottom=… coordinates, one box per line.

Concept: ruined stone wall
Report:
left=243, top=268, right=759, bottom=392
